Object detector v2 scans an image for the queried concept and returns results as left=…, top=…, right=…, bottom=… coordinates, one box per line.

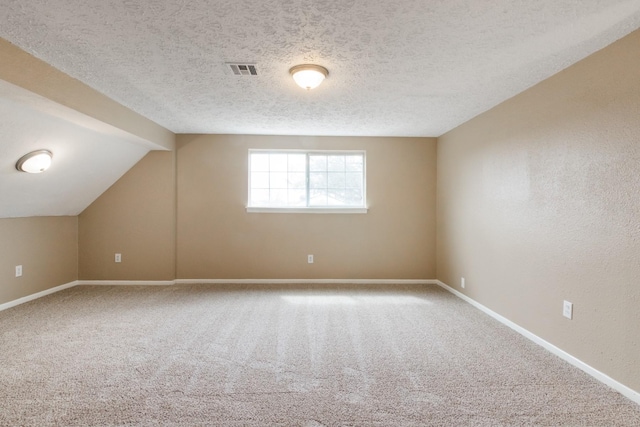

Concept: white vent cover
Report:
left=227, top=63, right=257, bottom=76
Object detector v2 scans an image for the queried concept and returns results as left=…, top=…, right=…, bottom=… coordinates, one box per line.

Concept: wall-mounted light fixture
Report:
left=290, top=64, right=329, bottom=90
left=16, top=150, right=53, bottom=173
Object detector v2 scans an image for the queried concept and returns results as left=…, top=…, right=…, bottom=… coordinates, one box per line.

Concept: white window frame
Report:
left=247, top=149, right=368, bottom=214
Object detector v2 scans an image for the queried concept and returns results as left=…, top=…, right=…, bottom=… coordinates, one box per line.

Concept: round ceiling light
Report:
left=290, top=64, right=329, bottom=90
left=16, top=149, right=53, bottom=173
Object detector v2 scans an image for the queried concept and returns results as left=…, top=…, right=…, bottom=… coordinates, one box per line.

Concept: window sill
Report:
left=246, top=207, right=368, bottom=214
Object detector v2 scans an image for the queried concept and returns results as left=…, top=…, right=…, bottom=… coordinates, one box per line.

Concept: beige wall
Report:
left=79, top=151, right=176, bottom=280
left=437, top=30, right=640, bottom=392
left=177, top=135, right=436, bottom=280
left=0, top=216, right=77, bottom=305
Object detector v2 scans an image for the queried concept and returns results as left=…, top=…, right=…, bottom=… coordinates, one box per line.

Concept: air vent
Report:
left=227, top=63, right=257, bottom=76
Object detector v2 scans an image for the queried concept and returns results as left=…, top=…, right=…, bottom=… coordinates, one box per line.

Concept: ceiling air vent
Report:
left=227, top=63, right=257, bottom=76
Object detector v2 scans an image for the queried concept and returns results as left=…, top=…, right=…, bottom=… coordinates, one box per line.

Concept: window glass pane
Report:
left=269, top=154, right=288, bottom=172
left=309, top=189, right=328, bottom=206
left=288, top=172, right=306, bottom=189
left=309, top=172, right=327, bottom=189
left=327, top=189, right=346, bottom=205
left=288, top=154, right=306, bottom=172
left=251, top=153, right=270, bottom=172
left=251, top=172, right=270, bottom=189
left=288, top=190, right=306, bottom=206
left=309, top=155, right=327, bottom=171
left=270, top=189, right=288, bottom=205
left=251, top=189, right=270, bottom=205
left=345, top=155, right=363, bottom=172
left=270, top=172, right=287, bottom=189
left=344, top=188, right=363, bottom=205
left=327, top=172, right=346, bottom=188
left=345, top=172, right=362, bottom=189
left=328, top=155, right=345, bottom=172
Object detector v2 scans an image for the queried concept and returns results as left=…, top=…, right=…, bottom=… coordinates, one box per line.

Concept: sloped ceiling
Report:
left=0, top=80, right=151, bottom=218
left=1, top=1, right=640, bottom=218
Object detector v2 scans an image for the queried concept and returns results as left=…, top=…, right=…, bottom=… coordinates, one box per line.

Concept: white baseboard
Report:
left=75, top=279, right=435, bottom=286
left=78, top=280, right=175, bottom=286
left=435, top=280, right=640, bottom=406
left=0, top=280, right=79, bottom=312
left=175, top=279, right=436, bottom=285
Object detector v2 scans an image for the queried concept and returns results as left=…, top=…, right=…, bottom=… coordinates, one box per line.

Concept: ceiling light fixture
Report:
left=16, top=149, right=53, bottom=173
left=290, top=64, right=328, bottom=90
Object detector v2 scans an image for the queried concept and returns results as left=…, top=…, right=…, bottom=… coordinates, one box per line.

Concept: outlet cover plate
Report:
left=563, top=300, right=573, bottom=319
left=15, top=265, right=22, bottom=277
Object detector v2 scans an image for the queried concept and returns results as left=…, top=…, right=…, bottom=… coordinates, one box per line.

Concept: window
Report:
left=248, top=150, right=366, bottom=213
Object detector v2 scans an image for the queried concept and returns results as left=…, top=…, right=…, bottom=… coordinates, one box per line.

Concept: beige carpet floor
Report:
left=0, top=283, right=639, bottom=426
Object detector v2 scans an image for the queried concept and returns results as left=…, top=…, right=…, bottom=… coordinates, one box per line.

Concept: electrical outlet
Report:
left=461, top=277, right=465, bottom=289
left=15, top=265, right=22, bottom=277
left=115, top=253, right=122, bottom=263
left=308, top=254, right=314, bottom=264
left=563, top=300, right=573, bottom=319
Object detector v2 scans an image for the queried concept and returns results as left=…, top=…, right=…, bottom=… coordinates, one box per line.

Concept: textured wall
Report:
left=437, top=30, right=640, bottom=392
left=177, top=135, right=436, bottom=280
left=0, top=216, right=77, bottom=304
left=79, top=151, right=176, bottom=281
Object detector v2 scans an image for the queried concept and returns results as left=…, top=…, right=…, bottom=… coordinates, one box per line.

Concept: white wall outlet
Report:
left=15, top=265, right=22, bottom=277
left=307, top=254, right=314, bottom=264
left=461, top=277, right=465, bottom=289
left=115, top=253, right=122, bottom=263
left=563, top=300, right=573, bottom=319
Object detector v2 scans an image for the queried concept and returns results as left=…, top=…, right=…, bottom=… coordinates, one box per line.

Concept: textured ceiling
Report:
left=2, top=0, right=640, bottom=137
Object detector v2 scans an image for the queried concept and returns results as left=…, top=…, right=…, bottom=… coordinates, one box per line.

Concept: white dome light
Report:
left=290, top=64, right=329, bottom=90
left=16, top=150, right=53, bottom=173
